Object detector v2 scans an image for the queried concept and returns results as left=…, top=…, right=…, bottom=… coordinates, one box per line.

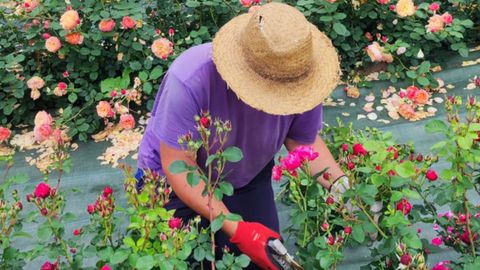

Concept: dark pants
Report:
left=136, top=160, right=279, bottom=269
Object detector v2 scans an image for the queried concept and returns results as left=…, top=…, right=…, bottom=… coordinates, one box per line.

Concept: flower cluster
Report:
left=272, top=146, right=319, bottom=181
left=26, top=182, right=59, bottom=217
left=87, top=186, right=115, bottom=218
left=366, top=42, right=393, bottom=63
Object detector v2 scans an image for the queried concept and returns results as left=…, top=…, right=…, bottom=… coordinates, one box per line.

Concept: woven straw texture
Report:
left=213, top=3, right=341, bottom=115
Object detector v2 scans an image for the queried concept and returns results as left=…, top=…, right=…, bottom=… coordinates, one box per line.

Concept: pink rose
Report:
left=40, top=261, right=55, bottom=270
left=168, top=217, right=182, bottom=230
left=432, top=261, right=451, bottom=270
left=34, top=124, right=53, bottom=142
left=27, top=76, right=45, bottom=90
left=101, top=265, right=111, bottom=270
left=460, top=229, right=478, bottom=244
left=121, top=16, right=136, bottom=29
left=396, top=198, right=412, bottom=215
left=344, top=226, right=352, bottom=235
left=442, top=12, right=453, bottom=24
left=34, top=111, right=53, bottom=128
left=294, top=145, right=319, bottom=161
left=60, top=10, right=80, bottom=31
left=34, top=182, right=51, bottom=199
left=99, top=19, right=115, bottom=32
left=96, top=101, right=113, bottom=118
left=281, top=152, right=302, bottom=171
left=57, top=82, right=67, bottom=91
left=0, top=127, right=12, bottom=142
left=431, top=236, right=443, bottom=246
left=272, top=165, right=282, bottom=182
left=45, top=36, right=62, bottom=53
left=425, top=169, right=438, bottom=181
left=406, top=86, right=418, bottom=99
left=429, top=2, right=440, bottom=12
left=377, top=0, right=390, bottom=4
left=151, top=38, right=173, bottom=59
left=119, top=114, right=135, bottom=130
left=240, top=0, right=253, bottom=7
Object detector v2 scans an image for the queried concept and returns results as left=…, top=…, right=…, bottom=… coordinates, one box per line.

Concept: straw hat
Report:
left=212, top=2, right=341, bottom=115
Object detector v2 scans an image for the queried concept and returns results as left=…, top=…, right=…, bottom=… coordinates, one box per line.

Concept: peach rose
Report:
left=99, top=19, right=115, bottom=32
left=398, top=103, right=416, bottom=119
left=34, top=111, right=53, bottom=127
left=366, top=42, right=393, bottom=63
left=27, top=76, right=45, bottom=90
left=60, top=10, right=80, bottom=31
left=53, top=87, right=66, bottom=97
left=96, top=101, right=113, bottom=118
left=442, top=12, right=453, bottom=24
left=151, top=38, right=173, bottom=59
left=65, top=32, right=84, bottom=45
left=121, top=16, right=136, bottom=29
left=30, top=89, right=41, bottom=100
left=0, top=127, right=12, bottom=143
left=45, top=36, right=62, bottom=52
left=34, top=124, right=52, bottom=142
left=413, top=89, right=429, bottom=105
left=119, top=114, right=135, bottom=130
left=427, top=15, right=444, bottom=32
left=396, top=0, right=416, bottom=18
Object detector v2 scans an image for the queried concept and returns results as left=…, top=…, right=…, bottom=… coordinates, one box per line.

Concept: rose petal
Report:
left=367, top=112, right=378, bottom=120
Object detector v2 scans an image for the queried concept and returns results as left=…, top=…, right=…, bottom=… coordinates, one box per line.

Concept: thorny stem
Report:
left=356, top=198, right=388, bottom=239
left=414, top=186, right=437, bottom=215
left=47, top=216, right=74, bottom=266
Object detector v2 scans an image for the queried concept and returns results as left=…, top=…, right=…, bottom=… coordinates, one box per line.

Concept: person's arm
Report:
left=160, top=142, right=238, bottom=236
left=285, top=135, right=345, bottom=189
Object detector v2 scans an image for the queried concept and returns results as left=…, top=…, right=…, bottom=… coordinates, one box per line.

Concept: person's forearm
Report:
left=285, top=136, right=345, bottom=189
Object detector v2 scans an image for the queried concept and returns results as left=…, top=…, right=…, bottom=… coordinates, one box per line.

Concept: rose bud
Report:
left=327, top=235, right=335, bottom=245
left=121, top=89, right=127, bottom=95
left=102, top=186, right=113, bottom=197
left=416, top=154, right=423, bottom=162
left=387, top=169, right=396, bottom=176
left=73, top=229, right=81, bottom=236
left=26, top=194, right=34, bottom=202
left=341, top=143, right=349, bottom=152
left=475, top=77, right=480, bottom=87
left=375, top=165, right=381, bottom=171
left=199, top=116, right=210, bottom=128
left=400, top=253, right=412, bottom=266
left=168, top=217, right=182, bottom=230
left=15, top=201, right=23, bottom=210
left=323, top=172, right=331, bottom=180
left=70, top=248, right=76, bottom=254
left=326, top=196, right=335, bottom=205
left=321, top=222, right=329, bottom=231
left=347, top=162, right=355, bottom=170
left=344, top=226, right=352, bottom=235
left=87, top=204, right=95, bottom=214
left=396, top=198, right=412, bottom=215
left=40, top=208, right=48, bottom=216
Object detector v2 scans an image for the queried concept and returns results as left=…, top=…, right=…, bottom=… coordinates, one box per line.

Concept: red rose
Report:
left=168, top=217, right=182, bottom=230
left=87, top=204, right=95, bottom=214
left=352, top=143, right=367, bottom=156
left=73, top=229, right=81, bottom=236
left=425, top=169, right=438, bottom=181
left=387, top=169, right=396, bottom=176
left=341, top=143, right=349, bottom=152
left=199, top=116, right=210, bottom=128
left=400, top=253, right=412, bottom=265
left=41, top=262, right=55, bottom=270
left=103, top=186, right=113, bottom=197
left=344, top=226, right=352, bottom=235
left=34, top=182, right=51, bottom=199
left=396, top=198, right=412, bottom=215
left=416, top=154, right=423, bottom=162
left=375, top=165, right=381, bottom=171
left=460, top=230, right=478, bottom=244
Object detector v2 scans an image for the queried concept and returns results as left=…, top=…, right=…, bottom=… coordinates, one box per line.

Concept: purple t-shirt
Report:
left=137, top=43, right=323, bottom=188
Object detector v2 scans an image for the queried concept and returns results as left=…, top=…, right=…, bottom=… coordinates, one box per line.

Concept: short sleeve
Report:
left=286, top=104, right=323, bottom=145
left=150, top=73, right=201, bottom=149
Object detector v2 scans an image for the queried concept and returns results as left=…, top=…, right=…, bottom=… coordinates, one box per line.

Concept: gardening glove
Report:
left=230, top=221, right=282, bottom=270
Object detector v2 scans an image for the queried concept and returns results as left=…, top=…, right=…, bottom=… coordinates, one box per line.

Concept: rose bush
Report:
left=0, top=0, right=477, bottom=139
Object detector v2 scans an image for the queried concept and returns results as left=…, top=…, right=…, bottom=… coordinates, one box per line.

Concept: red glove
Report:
left=230, top=221, right=282, bottom=270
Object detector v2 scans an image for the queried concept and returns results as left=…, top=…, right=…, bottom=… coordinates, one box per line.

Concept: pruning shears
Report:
left=267, top=239, right=304, bottom=270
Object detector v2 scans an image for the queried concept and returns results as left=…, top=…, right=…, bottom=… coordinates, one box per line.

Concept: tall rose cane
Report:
left=168, top=111, right=245, bottom=270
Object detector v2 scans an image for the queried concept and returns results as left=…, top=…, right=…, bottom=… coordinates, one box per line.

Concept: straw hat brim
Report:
left=213, top=13, right=341, bottom=116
